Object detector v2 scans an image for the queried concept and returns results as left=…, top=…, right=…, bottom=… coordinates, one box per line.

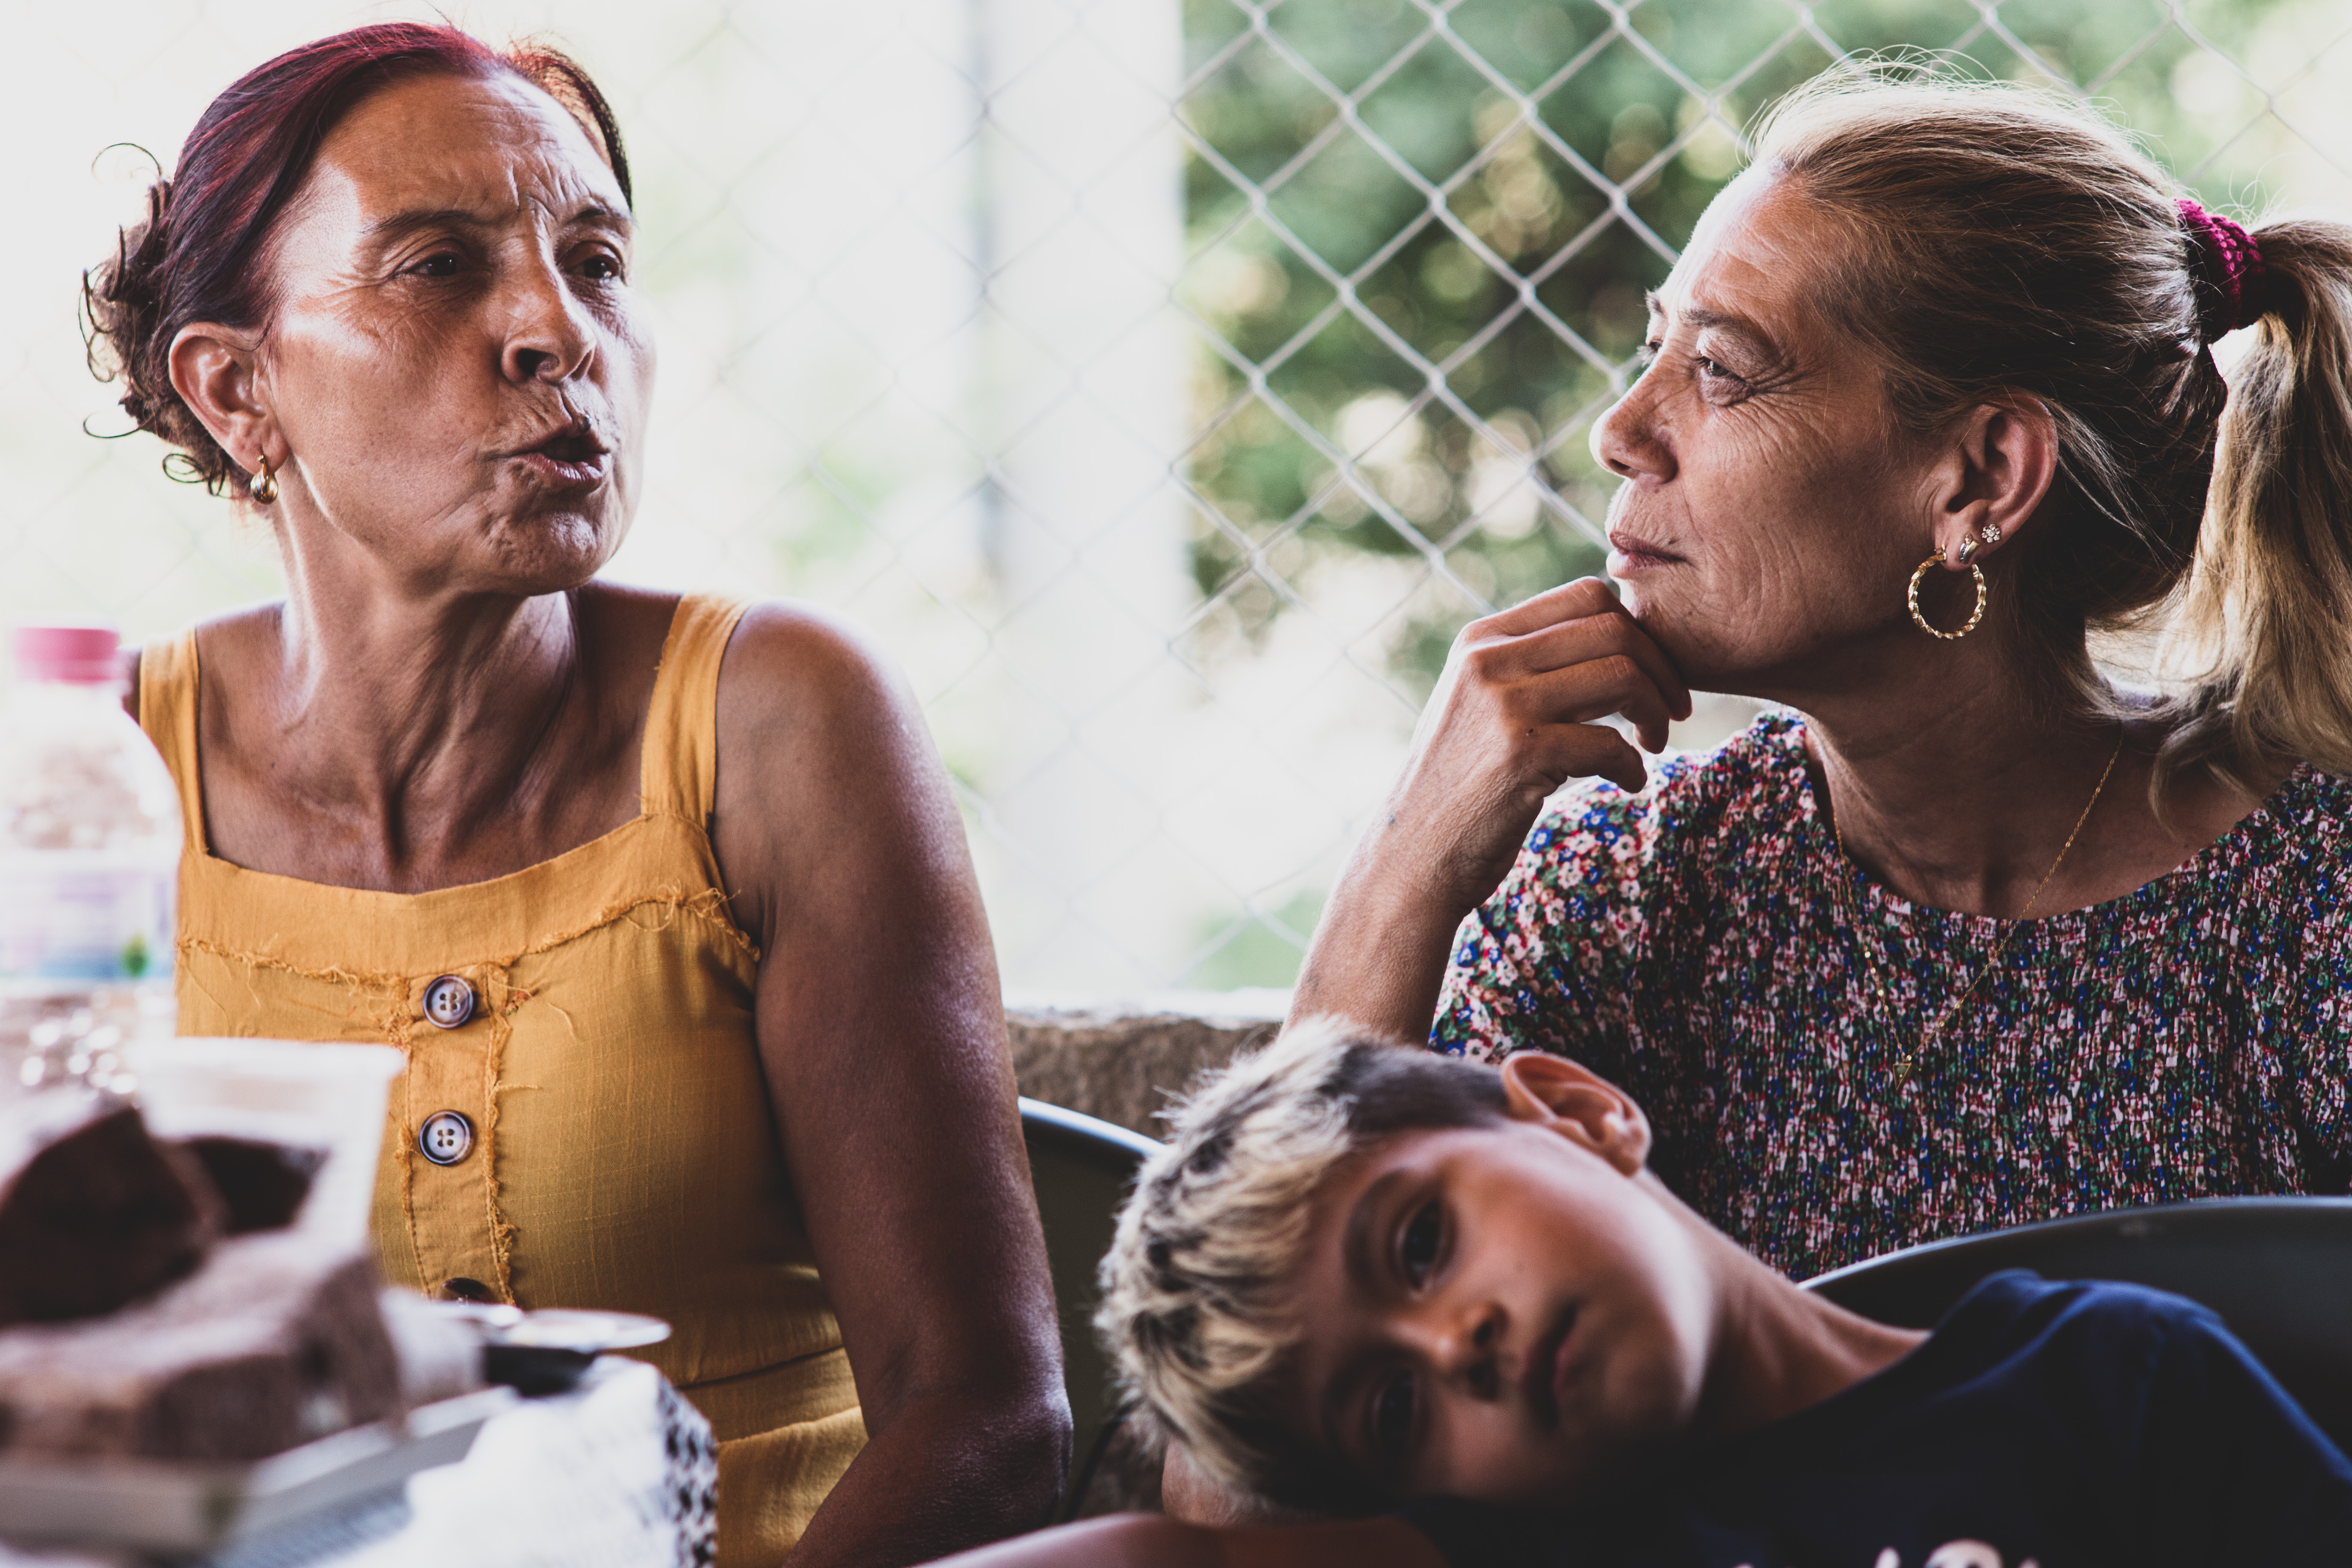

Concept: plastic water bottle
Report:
left=0, top=627, right=182, bottom=1095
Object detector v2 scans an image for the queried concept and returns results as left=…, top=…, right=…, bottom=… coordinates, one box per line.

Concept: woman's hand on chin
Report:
left=1402, top=577, right=1690, bottom=911
left=1293, top=576, right=1689, bottom=1038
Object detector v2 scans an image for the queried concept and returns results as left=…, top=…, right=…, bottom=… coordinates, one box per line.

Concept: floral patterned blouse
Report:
left=1432, top=710, right=2352, bottom=1280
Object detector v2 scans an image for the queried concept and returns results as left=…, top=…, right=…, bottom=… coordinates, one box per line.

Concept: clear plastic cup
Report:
left=123, top=1037, right=404, bottom=1246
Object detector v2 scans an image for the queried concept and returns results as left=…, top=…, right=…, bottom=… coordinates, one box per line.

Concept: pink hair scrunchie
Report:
left=2179, top=197, right=2268, bottom=342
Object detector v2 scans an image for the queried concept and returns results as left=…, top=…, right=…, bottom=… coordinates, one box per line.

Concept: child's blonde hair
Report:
left=1094, top=1017, right=1511, bottom=1507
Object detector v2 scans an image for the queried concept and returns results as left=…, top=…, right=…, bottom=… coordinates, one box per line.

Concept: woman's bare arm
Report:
left=1291, top=579, right=1688, bottom=1040
left=714, top=603, right=1069, bottom=1566
left=925, top=1514, right=1446, bottom=1568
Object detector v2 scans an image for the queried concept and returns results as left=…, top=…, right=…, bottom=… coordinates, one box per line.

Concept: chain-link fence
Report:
left=6, top=0, right=2348, bottom=996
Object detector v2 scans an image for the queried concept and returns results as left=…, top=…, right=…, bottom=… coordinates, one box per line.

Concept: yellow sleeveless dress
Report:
left=141, top=595, right=865, bottom=1564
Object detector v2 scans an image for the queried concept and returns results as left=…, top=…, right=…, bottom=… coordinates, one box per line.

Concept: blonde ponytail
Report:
left=2162, top=220, right=2352, bottom=795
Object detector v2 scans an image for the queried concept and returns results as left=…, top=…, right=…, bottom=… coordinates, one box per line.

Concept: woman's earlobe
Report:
left=1945, top=521, right=2003, bottom=570
left=166, top=322, right=270, bottom=462
left=1931, top=399, right=2053, bottom=570
left=1973, top=397, right=2058, bottom=548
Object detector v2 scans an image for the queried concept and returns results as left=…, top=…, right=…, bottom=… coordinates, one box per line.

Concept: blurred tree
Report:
left=1175, top=0, right=2289, bottom=698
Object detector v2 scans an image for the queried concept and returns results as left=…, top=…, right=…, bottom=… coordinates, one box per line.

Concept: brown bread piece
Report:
left=176, top=1134, right=328, bottom=1234
left=0, top=1093, right=219, bottom=1326
left=0, top=1232, right=402, bottom=1461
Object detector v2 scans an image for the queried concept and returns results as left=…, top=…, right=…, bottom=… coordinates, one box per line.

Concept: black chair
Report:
left=1021, top=1097, right=1163, bottom=1520
left=1802, top=1197, right=2352, bottom=1448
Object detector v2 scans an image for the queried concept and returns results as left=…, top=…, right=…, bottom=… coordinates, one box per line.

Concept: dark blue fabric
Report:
left=1401, top=1272, right=2352, bottom=1568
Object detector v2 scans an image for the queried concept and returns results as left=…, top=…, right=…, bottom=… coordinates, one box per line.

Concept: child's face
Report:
left=1277, top=1102, right=1716, bottom=1506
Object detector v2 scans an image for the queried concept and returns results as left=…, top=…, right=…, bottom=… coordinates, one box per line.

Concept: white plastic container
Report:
left=125, top=1037, right=405, bottom=1246
left=0, top=625, right=182, bottom=1094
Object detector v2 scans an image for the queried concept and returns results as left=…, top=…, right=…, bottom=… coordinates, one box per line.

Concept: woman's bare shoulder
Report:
left=123, top=603, right=285, bottom=723
left=714, top=597, right=915, bottom=743
left=706, top=598, right=964, bottom=949
left=708, top=598, right=936, bottom=838
left=573, top=582, right=682, bottom=705
left=574, top=581, right=680, bottom=625
left=182, top=602, right=287, bottom=664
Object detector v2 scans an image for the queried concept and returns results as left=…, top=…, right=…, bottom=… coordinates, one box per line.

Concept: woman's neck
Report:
left=193, top=527, right=634, bottom=892
left=279, top=571, right=576, bottom=785
left=1811, top=679, right=2128, bottom=919
left=1760, top=627, right=2260, bottom=920
left=278, top=582, right=574, bottom=767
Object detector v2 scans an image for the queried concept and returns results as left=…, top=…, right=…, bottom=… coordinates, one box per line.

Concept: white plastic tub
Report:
left=123, top=1037, right=404, bottom=1246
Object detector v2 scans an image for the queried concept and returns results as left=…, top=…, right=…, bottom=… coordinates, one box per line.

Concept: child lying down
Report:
left=935, top=1020, right=2352, bottom=1568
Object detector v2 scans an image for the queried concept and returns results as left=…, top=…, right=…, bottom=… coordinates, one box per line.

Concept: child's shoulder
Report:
left=1901, top=1268, right=2237, bottom=1404
left=1941, top=1267, right=2218, bottom=1341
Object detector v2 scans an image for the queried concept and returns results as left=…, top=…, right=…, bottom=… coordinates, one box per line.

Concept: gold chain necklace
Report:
left=1828, top=729, right=2125, bottom=1082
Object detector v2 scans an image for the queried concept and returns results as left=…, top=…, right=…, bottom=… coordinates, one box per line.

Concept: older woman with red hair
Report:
left=86, top=25, right=1064, bottom=1565
left=1297, top=69, right=2352, bottom=1280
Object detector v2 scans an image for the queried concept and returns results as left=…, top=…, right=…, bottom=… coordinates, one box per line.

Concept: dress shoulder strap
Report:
left=138, top=631, right=207, bottom=855
left=640, top=594, right=753, bottom=822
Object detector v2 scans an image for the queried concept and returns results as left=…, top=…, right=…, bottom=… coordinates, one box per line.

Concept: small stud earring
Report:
left=248, top=455, right=279, bottom=505
left=1955, top=523, right=2002, bottom=567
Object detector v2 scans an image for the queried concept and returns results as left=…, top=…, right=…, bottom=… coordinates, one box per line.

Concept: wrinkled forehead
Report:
left=294, top=71, right=626, bottom=243
left=1648, top=168, right=1844, bottom=331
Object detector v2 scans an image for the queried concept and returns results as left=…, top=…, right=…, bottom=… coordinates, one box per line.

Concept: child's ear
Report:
left=1498, top=1052, right=1652, bottom=1176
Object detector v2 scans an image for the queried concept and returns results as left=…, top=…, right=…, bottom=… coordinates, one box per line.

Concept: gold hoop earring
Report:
left=248, top=455, right=279, bottom=506
left=1908, top=554, right=1986, bottom=640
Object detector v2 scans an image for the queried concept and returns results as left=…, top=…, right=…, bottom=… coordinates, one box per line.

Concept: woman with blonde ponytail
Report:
left=2172, top=218, right=2352, bottom=798
left=1291, top=65, right=2352, bottom=1279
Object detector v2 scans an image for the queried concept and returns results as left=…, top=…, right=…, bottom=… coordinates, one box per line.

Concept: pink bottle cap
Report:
left=12, top=626, right=124, bottom=686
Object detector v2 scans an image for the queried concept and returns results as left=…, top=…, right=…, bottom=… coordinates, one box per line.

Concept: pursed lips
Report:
left=507, top=421, right=611, bottom=484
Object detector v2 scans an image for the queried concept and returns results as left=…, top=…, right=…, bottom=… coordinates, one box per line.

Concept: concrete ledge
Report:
left=1006, top=989, right=1288, bottom=1138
